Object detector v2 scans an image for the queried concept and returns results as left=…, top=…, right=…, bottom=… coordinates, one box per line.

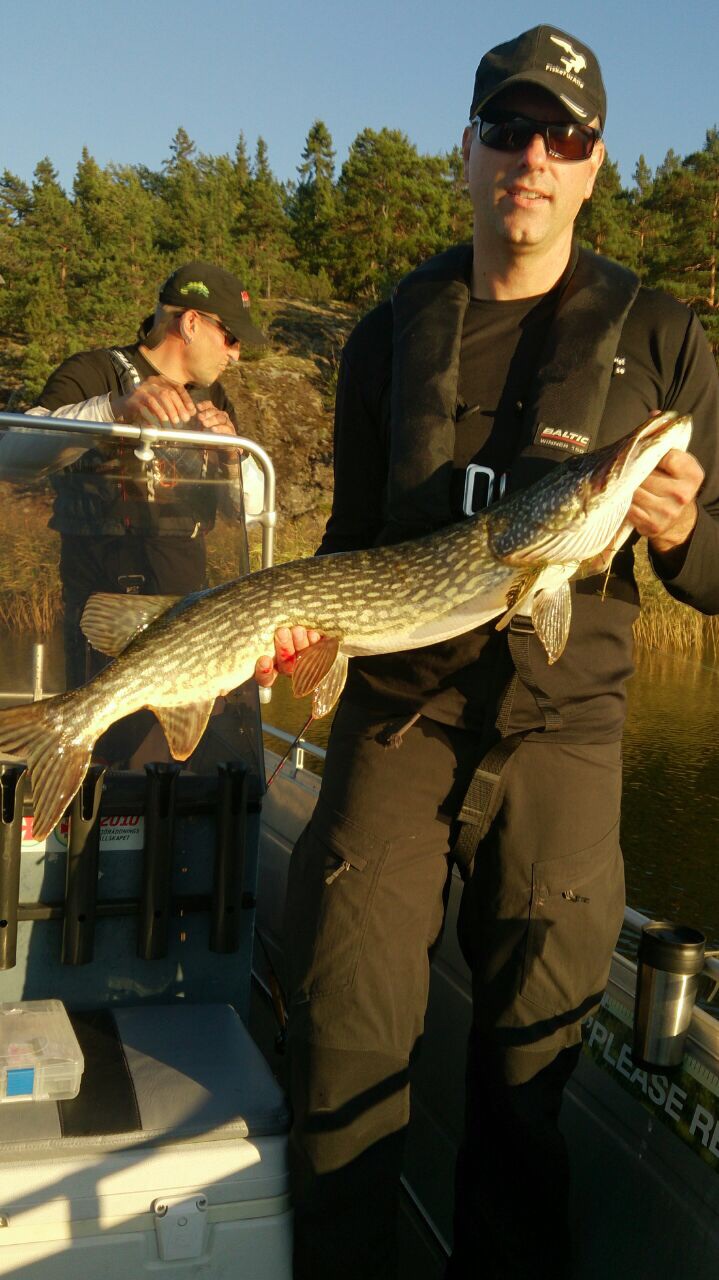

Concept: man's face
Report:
left=462, top=85, right=604, bottom=261
left=183, top=312, right=241, bottom=385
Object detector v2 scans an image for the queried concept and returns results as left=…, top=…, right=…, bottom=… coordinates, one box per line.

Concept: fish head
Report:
left=489, top=411, right=693, bottom=566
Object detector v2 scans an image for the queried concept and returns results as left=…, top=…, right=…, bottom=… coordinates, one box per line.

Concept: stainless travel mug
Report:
left=632, top=921, right=706, bottom=1071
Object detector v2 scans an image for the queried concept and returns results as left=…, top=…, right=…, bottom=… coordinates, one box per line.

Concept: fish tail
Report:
left=0, top=697, right=93, bottom=841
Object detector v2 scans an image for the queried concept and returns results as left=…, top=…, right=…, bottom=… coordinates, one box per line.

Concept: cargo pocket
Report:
left=284, top=797, right=391, bottom=1002
left=521, top=822, right=625, bottom=1016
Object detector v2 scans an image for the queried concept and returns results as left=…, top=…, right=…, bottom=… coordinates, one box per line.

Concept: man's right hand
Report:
left=111, top=376, right=197, bottom=426
left=255, top=626, right=323, bottom=688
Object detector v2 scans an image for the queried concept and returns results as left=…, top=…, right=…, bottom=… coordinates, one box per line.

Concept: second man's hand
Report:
left=111, top=375, right=197, bottom=426
left=255, top=626, right=323, bottom=688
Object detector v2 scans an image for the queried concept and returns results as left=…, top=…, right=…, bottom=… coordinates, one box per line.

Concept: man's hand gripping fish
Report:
left=0, top=412, right=693, bottom=840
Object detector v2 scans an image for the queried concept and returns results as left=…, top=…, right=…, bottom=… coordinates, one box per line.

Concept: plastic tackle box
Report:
left=0, top=999, right=83, bottom=1103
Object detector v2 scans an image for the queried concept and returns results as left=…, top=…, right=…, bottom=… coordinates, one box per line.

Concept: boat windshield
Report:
left=0, top=411, right=274, bottom=789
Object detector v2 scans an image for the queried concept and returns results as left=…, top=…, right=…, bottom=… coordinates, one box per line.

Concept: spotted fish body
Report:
left=0, top=412, right=693, bottom=839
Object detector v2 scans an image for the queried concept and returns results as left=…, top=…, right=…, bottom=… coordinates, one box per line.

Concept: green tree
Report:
left=289, top=120, right=338, bottom=276
left=158, top=127, right=205, bottom=259
left=333, top=128, right=454, bottom=300
left=13, top=160, right=81, bottom=391
left=243, top=137, right=294, bottom=296
left=442, top=145, right=474, bottom=244
left=648, top=131, right=719, bottom=352
left=575, top=155, right=636, bottom=267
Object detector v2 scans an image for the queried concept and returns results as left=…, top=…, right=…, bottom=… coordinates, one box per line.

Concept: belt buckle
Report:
left=118, top=573, right=146, bottom=595
left=509, top=612, right=534, bottom=635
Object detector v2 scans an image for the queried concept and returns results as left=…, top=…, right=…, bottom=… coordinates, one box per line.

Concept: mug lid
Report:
left=639, top=921, right=706, bottom=975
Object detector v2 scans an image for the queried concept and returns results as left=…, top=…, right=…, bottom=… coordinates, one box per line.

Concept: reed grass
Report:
left=632, top=539, right=719, bottom=659
left=0, top=485, right=716, bottom=662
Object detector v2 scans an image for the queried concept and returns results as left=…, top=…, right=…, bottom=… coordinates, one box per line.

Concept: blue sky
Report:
left=2, top=0, right=717, bottom=194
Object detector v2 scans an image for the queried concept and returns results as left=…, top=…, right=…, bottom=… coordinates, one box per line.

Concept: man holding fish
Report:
left=254, top=24, right=719, bottom=1280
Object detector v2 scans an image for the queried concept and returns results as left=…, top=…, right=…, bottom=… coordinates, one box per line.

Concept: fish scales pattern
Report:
left=0, top=411, right=692, bottom=841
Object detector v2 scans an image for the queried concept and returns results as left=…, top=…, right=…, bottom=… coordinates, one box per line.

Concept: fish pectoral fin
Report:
left=494, top=570, right=542, bottom=632
left=291, top=638, right=348, bottom=718
left=150, top=699, right=216, bottom=761
left=531, top=582, right=572, bottom=664
left=312, top=653, right=349, bottom=718
left=81, top=593, right=181, bottom=656
left=291, top=637, right=340, bottom=700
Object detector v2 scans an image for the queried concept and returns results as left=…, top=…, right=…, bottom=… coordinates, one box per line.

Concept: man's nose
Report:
left=227, top=344, right=241, bottom=363
left=518, top=132, right=549, bottom=167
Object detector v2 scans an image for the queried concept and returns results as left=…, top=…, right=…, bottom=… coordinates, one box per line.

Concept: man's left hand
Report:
left=194, top=401, right=237, bottom=437
left=629, top=448, right=704, bottom=554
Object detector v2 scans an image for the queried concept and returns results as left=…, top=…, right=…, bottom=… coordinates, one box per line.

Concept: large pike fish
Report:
left=0, top=411, right=692, bottom=839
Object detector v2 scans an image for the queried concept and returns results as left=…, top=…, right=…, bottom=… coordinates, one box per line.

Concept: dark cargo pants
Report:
left=283, top=699, right=625, bottom=1279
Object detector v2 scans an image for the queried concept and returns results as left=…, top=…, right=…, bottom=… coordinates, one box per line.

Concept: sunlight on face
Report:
left=462, top=85, right=604, bottom=262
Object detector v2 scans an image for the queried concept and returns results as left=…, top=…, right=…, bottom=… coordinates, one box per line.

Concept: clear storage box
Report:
left=0, top=999, right=84, bottom=1103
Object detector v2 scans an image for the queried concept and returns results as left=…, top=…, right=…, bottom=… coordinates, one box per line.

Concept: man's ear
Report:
left=461, top=125, right=474, bottom=180
left=178, top=310, right=197, bottom=344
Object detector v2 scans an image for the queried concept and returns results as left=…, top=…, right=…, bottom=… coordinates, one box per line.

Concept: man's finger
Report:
left=274, top=626, right=298, bottom=675
left=254, top=655, right=276, bottom=688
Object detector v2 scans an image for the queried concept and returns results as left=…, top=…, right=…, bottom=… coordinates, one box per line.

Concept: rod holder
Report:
left=210, top=762, right=249, bottom=954
left=138, top=762, right=181, bottom=960
left=61, top=765, right=106, bottom=966
left=0, top=765, right=27, bottom=970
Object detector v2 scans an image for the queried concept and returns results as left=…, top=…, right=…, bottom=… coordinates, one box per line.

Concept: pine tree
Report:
left=649, top=131, right=719, bottom=352
left=442, top=146, right=474, bottom=245
left=15, top=160, right=81, bottom=391
left=289, top=121, right=338, bottom=276
left=159, top=127, right=205, bottom=259
left=243, top=138, right=294, bottom=297
left=334, top=128, right=454, bottom=299
left=575, top=155, right=636, bottom=267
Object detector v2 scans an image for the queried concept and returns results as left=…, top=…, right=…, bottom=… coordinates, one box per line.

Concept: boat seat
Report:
left=0, top=1002, right=289, bottom=1161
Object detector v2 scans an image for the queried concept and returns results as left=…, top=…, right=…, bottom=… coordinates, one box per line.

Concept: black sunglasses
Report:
left=474, top=112, right=600, bottom=163
left=196, top=312, right=240, bottom=347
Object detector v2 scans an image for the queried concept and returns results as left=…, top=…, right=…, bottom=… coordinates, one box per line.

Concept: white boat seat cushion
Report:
left=0, top=1003, right=288, bottom=1161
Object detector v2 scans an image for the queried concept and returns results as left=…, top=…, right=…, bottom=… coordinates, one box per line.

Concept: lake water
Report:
left=3, top=631, right=718, bottom=949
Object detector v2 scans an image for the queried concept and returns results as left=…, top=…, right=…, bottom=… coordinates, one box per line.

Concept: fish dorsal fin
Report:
left=312, top=653, right=349, bottom=718
left=81, top=593, right=181, bottom=656
left=531, top=582, right=572, bottom=664
left=291, top=637, right=340, bottom=700
left=149, top=698, right=216, bottom=761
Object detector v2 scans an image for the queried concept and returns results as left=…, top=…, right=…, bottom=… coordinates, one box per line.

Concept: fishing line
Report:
left=265, top=711, right=315, bottom=788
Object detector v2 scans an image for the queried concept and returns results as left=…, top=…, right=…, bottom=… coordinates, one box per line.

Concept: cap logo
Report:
left=179, top=281, right=210, bottom=299
left=546, top=34, right=586, bottom=89
left=241, top=290, right=251, bottom=308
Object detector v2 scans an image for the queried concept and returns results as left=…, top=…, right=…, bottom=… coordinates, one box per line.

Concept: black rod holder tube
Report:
left=138, top=762, right=181, bottom=960
left=210, top=762, right=249, bottom=954
left=0, top=765, right=27, bottom=971
left=61, top=765, right=106, bottom=966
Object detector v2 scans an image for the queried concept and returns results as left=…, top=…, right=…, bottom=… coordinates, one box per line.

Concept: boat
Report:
left=0, top=412, right=717, bottom=1277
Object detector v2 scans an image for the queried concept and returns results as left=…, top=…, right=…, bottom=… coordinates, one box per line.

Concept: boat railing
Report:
left=262, top=722, right=326, bottom=776
left=0, top=409, right=277, bottom=568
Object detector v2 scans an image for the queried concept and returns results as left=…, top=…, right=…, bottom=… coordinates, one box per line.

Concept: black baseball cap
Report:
left=470, top=25, right=606, bottom=128
left=159, top=260, right=268, bottom=346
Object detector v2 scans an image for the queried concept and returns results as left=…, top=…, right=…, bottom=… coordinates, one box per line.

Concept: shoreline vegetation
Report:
left=1, top=483, right=716, bottom=664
